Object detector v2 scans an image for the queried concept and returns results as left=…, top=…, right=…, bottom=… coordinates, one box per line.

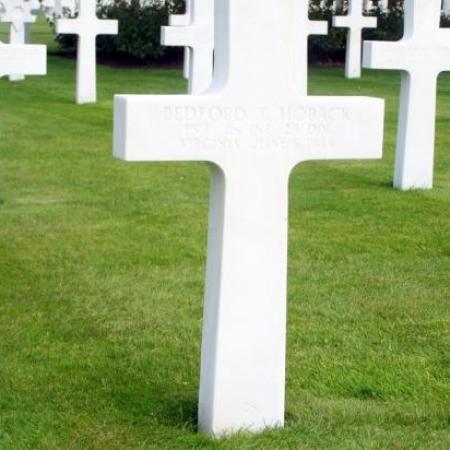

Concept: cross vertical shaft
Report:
left=199, top=159, right=291, bottom=434
left=76, top=33, right=96, bottom=103
left=395, top=71, right=438, bottom=189
left=9, top=22, right=26, bottom=81
left=345, top=28, right=363, bottom=78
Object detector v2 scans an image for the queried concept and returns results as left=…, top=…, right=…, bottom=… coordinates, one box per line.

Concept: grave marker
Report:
left=333, top=0, right=377, bottom=78
left=168, top=0, right=192, bottom=80
left=0, top=41, right=46, bottom=78
left=0, top=0, right=37, bottom=81
left=364, top=0, right=450, bottom=189
left=56, top=0, right=118, bottom=104
left=161, top=0, right=213, bottom=94
left=114, top=0, right=385, bottom=436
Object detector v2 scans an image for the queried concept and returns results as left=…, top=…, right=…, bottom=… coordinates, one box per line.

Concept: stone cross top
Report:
left=0, top=0, right=37, bottom=81
left=162, top=0, right=213, bottom=94
left=0, top=41, right=46, bottom=78
left=162, top=0, right=328, bottom=95
left=364, top=0, right=450, bottom=190
left=56, top=0, right=118, bottom=104
left=333, top=0, right=377, bottom=79
left=114, top=0, right=384, bottom=436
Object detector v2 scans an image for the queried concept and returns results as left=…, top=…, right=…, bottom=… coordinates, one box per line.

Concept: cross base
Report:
left=198, top=162, right=289, bottom=435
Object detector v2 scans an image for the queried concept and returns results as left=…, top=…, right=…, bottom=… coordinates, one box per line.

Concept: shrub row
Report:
left=54, top=0, right=184, bottom=63
left=53, top=0, right=450, bottom=65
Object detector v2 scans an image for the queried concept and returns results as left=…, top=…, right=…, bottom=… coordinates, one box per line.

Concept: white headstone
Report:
left=0, top=41, right=46, bottom=78
left=0, top=0, right=37, bottom=81
left=364, top=0, right=450, bottom=190
left=333, top=0, right=377, bottom=78
left=114, top=0, right=385, bottom=436
left=161, top=0, right=213, bottom=94
left=55, top=0, right=118, bottom=104
left=168, top=0, right=192, bottom=80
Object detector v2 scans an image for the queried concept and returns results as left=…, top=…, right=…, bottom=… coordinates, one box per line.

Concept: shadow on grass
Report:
left=102, top=365, right=200, bottom=431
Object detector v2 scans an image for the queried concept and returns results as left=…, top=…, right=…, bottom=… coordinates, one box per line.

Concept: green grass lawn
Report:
left=0, top=21, right=450, bottom=450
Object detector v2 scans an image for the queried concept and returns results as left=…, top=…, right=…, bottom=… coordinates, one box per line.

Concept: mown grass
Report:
left=0, top=18, right=449, bottom=450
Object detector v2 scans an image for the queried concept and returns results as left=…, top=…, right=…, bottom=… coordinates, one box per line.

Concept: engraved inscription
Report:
left=162, top=105, right=352, bottom=151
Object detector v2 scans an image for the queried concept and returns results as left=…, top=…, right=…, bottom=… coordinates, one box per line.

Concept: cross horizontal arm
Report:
left=309, top=19, right=328, bottom=35
left=169, top=14, right=190, bottom=27
left=113, top=94, right=384, bottom=167
left=333, top=15, right=377, bottom=29
left=56, top=18, right=118, bottom=36
left=0, top=15, right=37, bottom=26
left=56, top=19, right=83, bottom=35
left=364, top=39, right=450, bottom=73
left=161, top=24, right=212, bottom=49
left=161, top=26, right=195, bottom=47
left=0, top=43, right=46, bottom=77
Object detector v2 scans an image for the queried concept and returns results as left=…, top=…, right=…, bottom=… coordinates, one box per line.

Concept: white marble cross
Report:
left=168, top=0, right=192, bottom=80
left=0, top=0, right=37, bottom=81
left=364, top=0, right=450, bottom=190
left=161, top=0, right=213, bottom=94
left=0, top=41, right=46, bottom=78
left=56, top=0, right=118, bottom=104
left=114, top=0, right=384, bottom=436
left=333, top=0, right=377, bottom=78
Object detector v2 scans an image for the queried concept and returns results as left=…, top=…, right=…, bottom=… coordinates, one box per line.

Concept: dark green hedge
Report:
left=54, top=0, right=184, bottom=63
left=54, top=0, right=449, bottom=65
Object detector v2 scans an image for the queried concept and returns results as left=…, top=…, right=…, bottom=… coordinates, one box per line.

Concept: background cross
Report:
left=364, top=0, right=450, bottom=189
left=0, top=41, right=46, bottom=78
left=56, top=0, right=118, bottom=104
left=0, top=0, right=37, bottom=81
left=332, top=0, right=377, bottom=79
left=114, top=0, right=385, bottom=436
left=161, top=0, right=213, bottom=95
left=168, top=0, right=192, bottom=80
